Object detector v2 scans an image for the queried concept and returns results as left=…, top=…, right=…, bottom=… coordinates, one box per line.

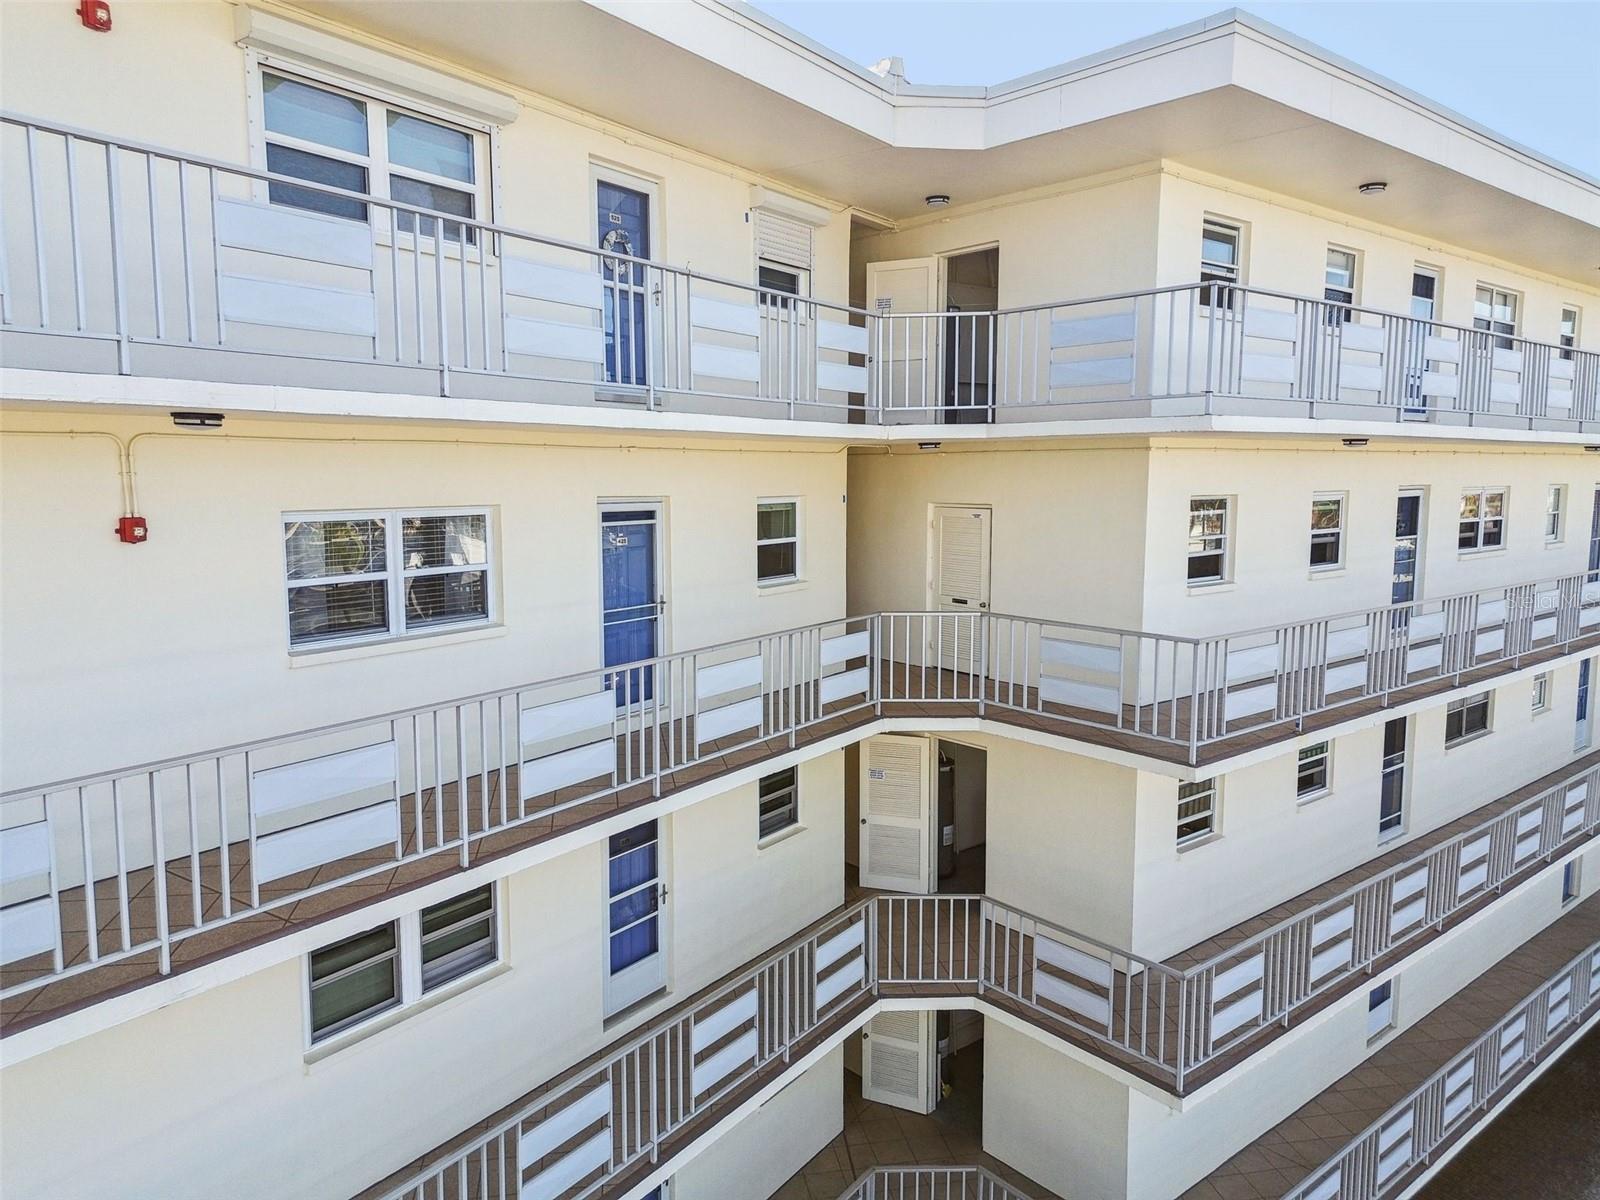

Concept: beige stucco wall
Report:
left=1140, top=439, right=1597, bottom=640
left=1129, top=664, right=1589, bottom=960
left=0, top=751, right=845, bottom=1200
left=853, top=169, right=1163, bottom=309
left=672, top=1043, right=845, bottom=1200
left=0, top=412, right=848, bottom=787
left=1154, top=170, right=1600, bottom=349
left=845, top=443, right=1151, bottom=628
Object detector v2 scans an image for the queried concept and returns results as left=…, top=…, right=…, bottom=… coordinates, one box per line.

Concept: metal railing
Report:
left=1283, top=936, right=1600, bottom=1200
left=361, top=837, right=1599, bottom=1199
left=837, top=1166, right=1035, bottom=1200
left=4, top=572, right=1598, bottom=1009
left=872, top=286, right=1600, bottom=428
left=1178, top=762, right=1600, bottom=1081
left=4, top=113, right=1597, bottom=430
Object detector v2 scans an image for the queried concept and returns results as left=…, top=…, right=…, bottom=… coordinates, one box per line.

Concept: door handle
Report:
left=860, top=818, right=867, bottom=825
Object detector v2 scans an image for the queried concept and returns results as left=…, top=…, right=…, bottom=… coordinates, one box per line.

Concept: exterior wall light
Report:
left=1342, top=437, right=1369, bottom=447
left=918, top=441, right=942, bottom=450
left=924, top=194, right=951, bottom=208
left=1357, top=181, right=1388, bottom=195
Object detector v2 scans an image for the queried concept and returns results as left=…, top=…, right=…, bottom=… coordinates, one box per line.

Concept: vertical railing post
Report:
left=148, top=770, right=171, bottom=975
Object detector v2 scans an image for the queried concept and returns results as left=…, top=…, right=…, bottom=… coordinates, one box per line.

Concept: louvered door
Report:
left=932, top=505, right=991, bottom=673
left=861, top=1010, right=938, bottom=1113
left=858, top=735, right=932, bottom=892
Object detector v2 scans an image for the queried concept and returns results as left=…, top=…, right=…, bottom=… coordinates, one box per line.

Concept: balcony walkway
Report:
left=1181, top=893, right=1600, bottom=1200
left=776, top=1051, right=1057, bottom=1200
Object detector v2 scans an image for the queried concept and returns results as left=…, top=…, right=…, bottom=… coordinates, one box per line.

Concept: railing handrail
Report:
left=5, top=562, right=1595, bottom=802
left=8, top=110, right=1597, bottom=369
left=1283, top=937, right=1599, bottom=1200
left=1181, top=758, right=1599, bottom=980
left=0, top=110, right=874, bottom=323
left=875, top=278, right=1600, bottom=365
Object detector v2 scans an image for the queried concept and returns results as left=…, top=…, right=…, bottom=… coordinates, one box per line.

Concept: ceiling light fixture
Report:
left=924, top=194, right=951, bottom=208
left=1357, top=181, right=1388, bottom=195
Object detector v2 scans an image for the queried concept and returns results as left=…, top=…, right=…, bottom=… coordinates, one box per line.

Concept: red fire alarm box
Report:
left=78, top=1, right=112, bottom=32
left=116, top=516, right=148, bottom=544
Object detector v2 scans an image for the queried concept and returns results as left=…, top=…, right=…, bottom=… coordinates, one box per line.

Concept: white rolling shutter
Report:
left=754, top=210, right=812, bottom=270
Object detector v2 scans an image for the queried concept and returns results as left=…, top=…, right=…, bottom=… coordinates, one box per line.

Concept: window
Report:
left=1199, top=219, right=1242, bottom=308
left=1532, top=673, right=1551, bottom=714
left=1473, top=285, right=1518, bottom=350
left=1457, top=489, right=1506, bottom=552
left=1563, top=860, right=1583, bottom=905
left=1559, top=307, right=1581, bottom=361
left=261, top=70, right=483, bottom=242
left=420, top=886, right=496, bottom=992
left=1445, top=691, right=1492, bottom=746
left=1546, top=486, right=1566, bottom=543
left=1309, top=494, right=1345, bottom=569
left=1187, top=498, right=1230, bottom=583
left=284, top=510, right=491, bottom=647
left=1296, top=742, right=1331, bottom=800
left=1176, top=779, right=1218, bottom=846
left=758, top=262, right=804, bottom=309
left=1409, top=268, right=1438, bottom=323
left=1324, top=247, right=1357, bottom=323
left=756, top=501, right=799, bottom=583
left=308, top=886, right=500, bottom=1045
left=309, top=923, right=400, bottom=1042
left=1367, top=980, right=1396, bottom=1040
left=757, top=767, right=799, bottom=840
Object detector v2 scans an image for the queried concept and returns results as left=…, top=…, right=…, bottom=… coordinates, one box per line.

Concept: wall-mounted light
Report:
left=1585, top=445, right=1600, bottom=453
left=1357, top=181, right=1388, bottom=195
left=171, top=411, right=224, bottom=428
left=924, top=194, right=951, bottom=208
left=1341, top=437, right=1369, bottom=448
left=917, top=441, right=942, bottom=450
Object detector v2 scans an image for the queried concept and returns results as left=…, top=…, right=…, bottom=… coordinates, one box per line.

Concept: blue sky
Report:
left=752, top=2, right=1600, bottom=178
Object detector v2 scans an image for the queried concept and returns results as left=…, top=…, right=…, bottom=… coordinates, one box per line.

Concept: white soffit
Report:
left=235, top=7, right=520, bottom=126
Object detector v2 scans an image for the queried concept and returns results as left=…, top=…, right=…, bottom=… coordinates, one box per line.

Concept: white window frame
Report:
left=1309, top=492, right=1346, bottom=571
left=1546, top=485, right=1566, bottom=544
left=756, top=766, right=801, bottom=843
left=1559, top=306, right=1581, bottom=361
left=1444, top=691, right=1493, bottom=747
left=1473, top=284, right=1520, bottom=350
left=1199, top=217, right=1244, bottom=308
left=283, top=507, right=495, bottom=651
left=756, top=498, right=802, bottom=586
left=757, top=259, right=810, bottom=310
left=1176, top=779, right=1219, bottom=847
left=1409, top=266, right=1440, bottom=323
left=1324, top=246, right=1359, bottom=323
left=247, top=55, right=492, bottom=246
left=1532, top=672, right=1551, bottom=714
left=1457, top=488, right=1507, bottom=553
left=1366, top=979, right=1397, bottom=1041
left=305, top=883, right=502, bottom=1050
left=1187, top=496, right=1231, bottom=585
left=1296, top=741, right=1332, bottom=801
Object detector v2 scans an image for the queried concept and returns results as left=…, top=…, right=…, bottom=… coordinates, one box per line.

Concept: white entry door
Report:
left=862, top=1009, right=938, bottom=1113
left=867, top=257, right=939, bottom=417
left=859, top=734, right=932, bottom=893
left=931, top=506, right=991, bottom=671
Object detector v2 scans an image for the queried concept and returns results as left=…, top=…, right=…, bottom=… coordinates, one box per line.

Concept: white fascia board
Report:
left=598, top=3, right=1598, bottom=218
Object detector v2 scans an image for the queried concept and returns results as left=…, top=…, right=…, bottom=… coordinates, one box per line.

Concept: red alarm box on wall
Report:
left=116, top=516, right=148, bottom=544
left=78, top=1, right=112, bottom=32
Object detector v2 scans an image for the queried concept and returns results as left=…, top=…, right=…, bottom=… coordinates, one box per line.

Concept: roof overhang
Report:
left=286, top=1, right=1600, bottom=281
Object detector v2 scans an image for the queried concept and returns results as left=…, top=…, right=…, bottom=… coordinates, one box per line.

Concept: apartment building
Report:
left=1, top=4, right=1597, bottom=1200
